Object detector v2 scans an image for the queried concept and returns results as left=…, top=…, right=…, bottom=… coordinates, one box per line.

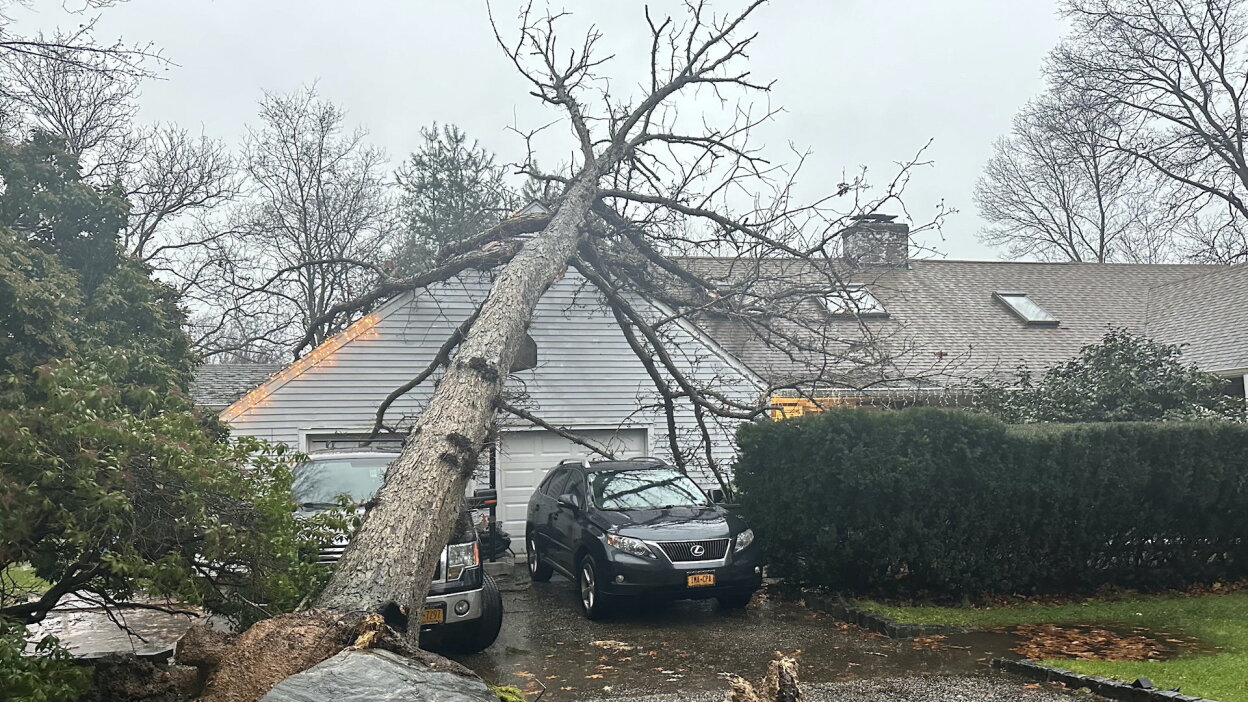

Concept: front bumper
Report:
left=597, top=543, right=763, bottom=599
left=421, top=585, right=483, bottom=627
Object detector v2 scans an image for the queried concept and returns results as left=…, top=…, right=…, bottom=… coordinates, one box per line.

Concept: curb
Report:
left=992, top=658, right=1218, bottom=702
left=803, top=593, right=967, bottom=638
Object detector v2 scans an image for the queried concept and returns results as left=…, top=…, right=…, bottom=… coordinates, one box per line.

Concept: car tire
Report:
left=527, top=532, right=553, bottom=583
left=716, top=589, right=754, bottom=610
left=422, top=572, right=504, bottom=654
left=577, top=554, right=612, bottom=620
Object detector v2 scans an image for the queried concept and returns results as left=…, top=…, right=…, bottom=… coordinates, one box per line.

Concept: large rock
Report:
left=259, top=648, right=497, bottom=702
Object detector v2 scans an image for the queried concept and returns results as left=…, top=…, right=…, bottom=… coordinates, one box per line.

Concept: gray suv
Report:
left=293, top=449, right=503, bottom=653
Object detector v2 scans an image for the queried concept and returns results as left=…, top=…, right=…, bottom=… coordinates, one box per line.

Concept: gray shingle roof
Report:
left=1147, top=263, right=1248, bottom=373
left=684, top=258, right=1220, bottom=388
left=190, top=259, right=1245, bottom=411
left=192, top=363, right=284, bottom=411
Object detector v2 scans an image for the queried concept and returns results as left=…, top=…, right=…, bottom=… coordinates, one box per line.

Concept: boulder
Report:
left=259, top=648, right=497, bottom=702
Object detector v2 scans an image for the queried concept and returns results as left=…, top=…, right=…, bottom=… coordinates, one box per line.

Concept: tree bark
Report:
left=315, top=161, right=606, bottom=629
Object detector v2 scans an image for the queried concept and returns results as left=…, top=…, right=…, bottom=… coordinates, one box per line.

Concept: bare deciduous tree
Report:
left=207, top=87, right=397, bottom=360
left=976, top=89, right=1176, bottom=262
left=0, top=36, right=138, bottom=167
left=1050, top=0, right=1248, bottom=263
left=304, top=0, right=947, bottom=640
left=0, top=33, right=243, bottom=347
left=0, top=3, right=158, bottom=83
left=122, top=126, right=238, bottom=261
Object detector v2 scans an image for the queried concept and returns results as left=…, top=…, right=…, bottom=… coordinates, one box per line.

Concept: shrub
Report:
left=735, top=408, right=1248, bottom=597
left=977, top=328, right=1245, bottom=423
left=0, top=134, right=347, bottom=638
left=0, top=619, right=88, bottom=702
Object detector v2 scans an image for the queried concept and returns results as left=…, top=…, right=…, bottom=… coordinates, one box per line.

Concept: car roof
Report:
left=570, top=458, right=672, bottom=473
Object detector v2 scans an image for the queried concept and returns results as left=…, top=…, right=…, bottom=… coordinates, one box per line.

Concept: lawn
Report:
left=863, top=591, right=1248, bottom=702
left=0, top=564, right=49, bottom=608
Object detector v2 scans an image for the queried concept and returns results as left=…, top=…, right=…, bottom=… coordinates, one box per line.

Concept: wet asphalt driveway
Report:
left=448, top=573, right=1081, bottom=701
left=28, top=571, right=1087, bottom=701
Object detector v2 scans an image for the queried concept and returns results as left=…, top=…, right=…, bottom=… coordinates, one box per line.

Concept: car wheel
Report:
left=577, top=554, right=612, bottom=620
left=421, top=572, right=504, bottom=654
left=716, top=589, right=754, bottom=610
left=527, top=532, right=553, bottom=582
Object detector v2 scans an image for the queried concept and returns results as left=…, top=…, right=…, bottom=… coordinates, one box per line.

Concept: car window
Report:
left=292, top=455, right=393, bottom=505
left=567, top=472, right=587, bottom=501
left=541, top=468, right=569, bottom=496
left=589, top=468, right=708, bottom=510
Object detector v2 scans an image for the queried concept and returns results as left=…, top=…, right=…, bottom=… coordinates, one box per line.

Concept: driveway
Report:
left=449, top=573, right=1081, bottom=701
left=27, top=573, right=1085, bottom=701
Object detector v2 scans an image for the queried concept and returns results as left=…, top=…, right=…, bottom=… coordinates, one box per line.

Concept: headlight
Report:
left=734, top=528, right=755, bottom=553
left=606, top=533, right=656, bottom=559
left=445, top=541, right=479, bottom=580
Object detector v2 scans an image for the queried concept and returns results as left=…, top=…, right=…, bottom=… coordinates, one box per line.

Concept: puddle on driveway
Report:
left=451, top=578, right=1026, bottom=701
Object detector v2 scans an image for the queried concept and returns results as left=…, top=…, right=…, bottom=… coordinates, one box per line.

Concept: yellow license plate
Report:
left=420, top=606, right=445, bottom=625
left=687, top=573, right=716, bottom=587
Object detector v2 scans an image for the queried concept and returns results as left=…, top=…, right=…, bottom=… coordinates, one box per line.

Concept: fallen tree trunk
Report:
left=314, top=161, right=608, bottom=629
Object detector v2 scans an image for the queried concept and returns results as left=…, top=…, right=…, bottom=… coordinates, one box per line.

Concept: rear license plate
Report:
left=687, top=573, right=715, bottom=587
left=420, top=605, right=445, bottom=625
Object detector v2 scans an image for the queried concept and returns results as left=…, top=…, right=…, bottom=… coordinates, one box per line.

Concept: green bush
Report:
left=735, top=408, right=1248, bottom=597
left=0, top=619, right=88, bottom=702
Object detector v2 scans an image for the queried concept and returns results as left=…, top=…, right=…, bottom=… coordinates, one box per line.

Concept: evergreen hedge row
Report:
left=734, top=409, right=1248, bottom=597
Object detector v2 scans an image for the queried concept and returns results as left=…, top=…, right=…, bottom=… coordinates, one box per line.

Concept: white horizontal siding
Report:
left=226, top=271, right=763, bottom=485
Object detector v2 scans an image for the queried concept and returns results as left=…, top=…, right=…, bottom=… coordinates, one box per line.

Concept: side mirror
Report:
left=708, top=489, right=727, bottom=504
left=557, top=492, right=581, bottom=511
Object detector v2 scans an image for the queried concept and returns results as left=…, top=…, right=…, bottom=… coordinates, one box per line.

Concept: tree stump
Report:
left=723, top=652, right=804, bottom=702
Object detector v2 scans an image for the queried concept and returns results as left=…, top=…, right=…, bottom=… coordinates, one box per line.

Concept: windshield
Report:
left=292, top=455, right=394, bottom=506
left=589, top=468, right=708, bottom=510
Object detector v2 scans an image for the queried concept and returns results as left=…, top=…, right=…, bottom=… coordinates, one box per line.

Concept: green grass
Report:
left=0, top=564, right=49, bottom=608
left=863, top=591, right=1248, bottom=702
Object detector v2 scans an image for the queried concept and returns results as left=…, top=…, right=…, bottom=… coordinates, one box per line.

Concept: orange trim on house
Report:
left=768, top=395, right=862, bottom=420
left=220, top=314, right=382, bottom=422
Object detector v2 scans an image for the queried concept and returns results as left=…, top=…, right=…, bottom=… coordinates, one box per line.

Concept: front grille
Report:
left=658, top=539, right=729, bottom=562
left=317, top=544, right=346, bottom=565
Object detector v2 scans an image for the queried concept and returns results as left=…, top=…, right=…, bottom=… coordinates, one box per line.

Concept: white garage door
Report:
left=498, top=428, right=647, bottom=552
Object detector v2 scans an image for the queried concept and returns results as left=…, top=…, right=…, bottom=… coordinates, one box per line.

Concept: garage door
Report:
left=498, top=428, right=647, bottom=552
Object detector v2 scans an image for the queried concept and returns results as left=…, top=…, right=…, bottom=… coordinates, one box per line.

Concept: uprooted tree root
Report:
left=723, top=651, right=804, bottom=702
left=177, top=610, right=480, bottom=702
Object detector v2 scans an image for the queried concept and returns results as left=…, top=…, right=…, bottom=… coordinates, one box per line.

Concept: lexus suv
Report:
left=524, top=457, right=762, bottom=619
left=293, top=449, right=503, bottom=653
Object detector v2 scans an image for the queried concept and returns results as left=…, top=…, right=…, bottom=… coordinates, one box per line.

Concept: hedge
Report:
left=734, top=408, right=1248, bottom=597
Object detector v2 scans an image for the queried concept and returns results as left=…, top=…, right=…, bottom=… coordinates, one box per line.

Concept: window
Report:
left=994, top=292, right=1058, bottom=326
left=823, top=285, right=887, bottom=317
left=540, top=468, right=570, bottom=496
left=292, top=456, right=391, bottom=506
left=589, top=468, right=709, bottom=510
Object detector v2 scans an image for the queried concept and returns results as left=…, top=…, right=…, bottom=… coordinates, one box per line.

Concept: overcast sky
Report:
left=15, top=0, right=1067, bottom=260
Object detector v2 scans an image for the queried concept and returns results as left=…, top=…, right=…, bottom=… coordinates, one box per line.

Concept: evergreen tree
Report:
left=394, top=124, right=513, bottom=274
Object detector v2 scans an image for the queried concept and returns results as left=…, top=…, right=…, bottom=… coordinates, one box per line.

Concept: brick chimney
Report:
left=841, top=214, right=910, bottom=268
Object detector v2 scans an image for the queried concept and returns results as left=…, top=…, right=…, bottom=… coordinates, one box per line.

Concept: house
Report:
left=194, top=218, right=1248, bottom=542
left=196, top=273, right=764, bottom=543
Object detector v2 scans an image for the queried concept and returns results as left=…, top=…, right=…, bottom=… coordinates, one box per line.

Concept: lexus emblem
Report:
left=690, top=544, right=706, bottom=557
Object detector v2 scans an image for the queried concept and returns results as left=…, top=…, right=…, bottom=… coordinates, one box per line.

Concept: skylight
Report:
left=994, top=292, right=1058, bottom=326
left=824, top=285, right=887, bottom=317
